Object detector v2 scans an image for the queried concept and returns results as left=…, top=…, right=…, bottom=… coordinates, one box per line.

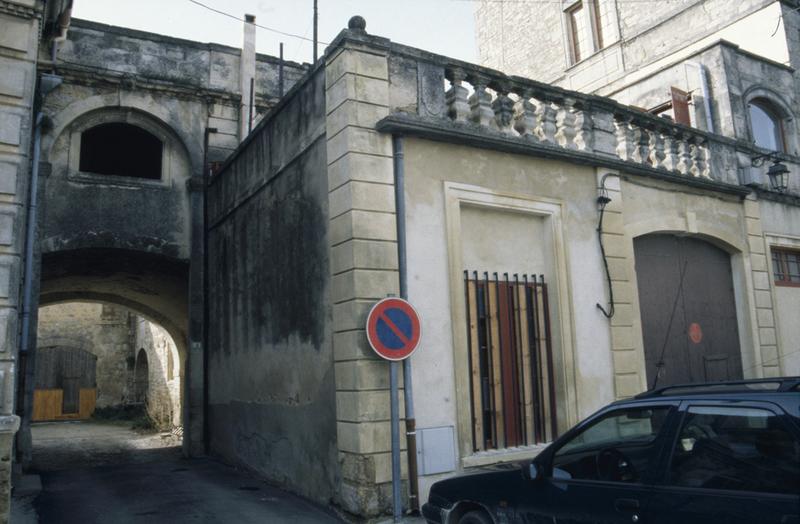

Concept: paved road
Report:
left=31, top=421, right=181, bottom=471
left=14, top=421, right=342, bottom=523
left=32, top=455, right=342, bottom=524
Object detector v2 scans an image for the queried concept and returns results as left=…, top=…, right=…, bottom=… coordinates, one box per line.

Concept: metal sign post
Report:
left=389, top=360, right=401, bottom=521
left=366, top=297, right=422, bottom=521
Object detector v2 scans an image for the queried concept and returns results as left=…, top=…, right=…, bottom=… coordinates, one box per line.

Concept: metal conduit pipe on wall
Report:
left=392, top=135, right=420, bottom=514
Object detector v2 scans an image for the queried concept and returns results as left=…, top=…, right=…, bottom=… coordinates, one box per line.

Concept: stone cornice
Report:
left=0, top=0, right=41, bottom=19
left=753, top=186, right=800, bottom=206
left=47, top=63, right=245, bottom=104
left=377, top=113, right=752, bottom=198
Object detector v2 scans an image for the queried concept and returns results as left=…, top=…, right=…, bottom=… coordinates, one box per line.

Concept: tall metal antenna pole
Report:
left=313, top=0, right=318, bottom=62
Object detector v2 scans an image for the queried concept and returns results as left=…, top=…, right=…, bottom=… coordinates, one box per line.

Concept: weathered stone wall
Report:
left=206, top=65, right=337, bottom=506
left=35, top=302, right=182, bottom=428
left=0, top=0, right=45, bottom=517
left=134, top=316, right=182, bottom=428
left=53, top=19, right=308, bottom=164
left=37, top=303, right=134, bottom=408
left=475, top=1, right=565, bottom=83
left=28, top=16, right=310, bottom=458
left=475, top=0, right=788, bottom=93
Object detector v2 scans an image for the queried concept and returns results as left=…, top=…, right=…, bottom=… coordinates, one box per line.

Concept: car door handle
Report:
left=615, top=498, right=640, bottom=512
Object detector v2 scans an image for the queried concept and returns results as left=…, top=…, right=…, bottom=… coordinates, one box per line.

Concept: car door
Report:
left=519, top=403, right=678, bottom=524
left=644, top=400, right=800, bottom=524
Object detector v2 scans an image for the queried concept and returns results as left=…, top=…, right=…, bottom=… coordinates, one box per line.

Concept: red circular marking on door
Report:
left=688, top=322, right=703, bottom=344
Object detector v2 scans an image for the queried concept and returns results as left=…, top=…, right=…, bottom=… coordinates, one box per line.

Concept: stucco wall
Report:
left=206, top=66, right=337, bottom=505
left=402, top=137, right=615, bottom=500
left=400, top=135, right=781, bottom=503
left=760, top=199, right=800, bottom=375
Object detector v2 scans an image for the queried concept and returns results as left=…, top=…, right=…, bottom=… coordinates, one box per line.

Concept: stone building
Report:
left=0, top=1, right=70, bottom=517
left=205, top=15, right=800, bottom=518
left=1, top=1, right=799, bottom=522
left=35, top=302, right=181, bottom=429
left=474, top=0, right=800, bottom=381
left=0, top=2, right=305, bottom=518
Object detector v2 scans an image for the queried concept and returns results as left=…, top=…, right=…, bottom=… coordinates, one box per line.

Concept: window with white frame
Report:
left=564, top=0, right=616, bottom=65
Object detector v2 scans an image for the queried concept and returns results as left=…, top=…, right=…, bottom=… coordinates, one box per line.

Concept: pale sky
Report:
left=72, top=0, right=479, bottom=65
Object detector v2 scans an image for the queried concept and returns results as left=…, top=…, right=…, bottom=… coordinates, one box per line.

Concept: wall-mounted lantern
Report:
left=752, top=152, right=790, bottom=193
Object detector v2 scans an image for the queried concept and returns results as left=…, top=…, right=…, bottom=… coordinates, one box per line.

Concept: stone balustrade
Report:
left=441, top=64, right=712, bottom=179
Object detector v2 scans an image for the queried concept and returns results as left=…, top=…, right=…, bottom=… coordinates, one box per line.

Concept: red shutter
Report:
left=671, top=86, right=691, bottom=126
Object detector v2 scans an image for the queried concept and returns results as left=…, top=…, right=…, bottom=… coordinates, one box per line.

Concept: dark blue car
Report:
left=423, top=378, right=800, bottom=524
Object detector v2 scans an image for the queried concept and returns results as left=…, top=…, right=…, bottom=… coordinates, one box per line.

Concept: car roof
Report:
left=631, top=377, right=800, bottom=399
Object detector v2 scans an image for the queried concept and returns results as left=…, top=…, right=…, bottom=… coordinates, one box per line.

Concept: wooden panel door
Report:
left=634, top=234, right=742, bottom=388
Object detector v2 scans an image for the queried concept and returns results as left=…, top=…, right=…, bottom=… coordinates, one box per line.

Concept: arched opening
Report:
left=748, top=97, right=786, bottom=152
left=134, top=349, right=149, bottom=405
left=79, top=122, right=163, bottom=179
left=31, top=301, right=185, bottom=472
left=634, top=234, right=743, bottom=388
left=23, top=247, right=190, bottom=472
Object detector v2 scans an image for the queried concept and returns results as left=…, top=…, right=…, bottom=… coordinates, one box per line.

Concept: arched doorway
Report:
left=134, top=349, right=149, bottom=404
left=634, top=234, right=743, bottom=388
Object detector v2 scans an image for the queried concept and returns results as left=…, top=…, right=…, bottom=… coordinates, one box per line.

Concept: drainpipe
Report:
left=685, top=61, right=714, bottom=133
left=392, top=135, right=419, bottom=513
left=201, top=126, right=216, bottom=455
left=18, top=73, right=62, bottom=465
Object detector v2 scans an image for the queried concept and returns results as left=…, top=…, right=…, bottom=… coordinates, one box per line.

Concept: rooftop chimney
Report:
left=240, top=14, right=256, bottom=141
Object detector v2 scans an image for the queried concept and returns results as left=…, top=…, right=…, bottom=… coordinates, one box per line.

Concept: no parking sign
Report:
left=366, top=297, right=421, bottom=361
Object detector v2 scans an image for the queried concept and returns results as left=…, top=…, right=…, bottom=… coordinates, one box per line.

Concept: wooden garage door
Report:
left=634, top=234, right=742, bottom=388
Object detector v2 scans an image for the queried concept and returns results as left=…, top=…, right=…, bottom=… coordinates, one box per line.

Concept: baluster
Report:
left=648, top=128, right=666, bottom=169
left=555, top=97, right=578, bottom=149
left=445, top=68, right=470, bottom=123
left=469, top=75, right=495, bottom=128
left=492, top=85, right=515, bottom=135
left=662, top=129, right=680, bottom=171
left=630, top=124, right=651, bottom=164
left=573, top=101, right=593, bottom=151
left=676, top=132, right=693, bottom=175
left=535, top=97, right=557, bottom=144
left=614, top=115, right=635, bottom=161
left=700, top=142, right=712, bottom=178
left=514, top=89, right=538, bottom=139
left=690, top=137, right=710, bottom=178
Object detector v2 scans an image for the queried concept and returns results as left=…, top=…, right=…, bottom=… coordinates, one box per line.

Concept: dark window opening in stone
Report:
left=79, top=123, right=163, bottom=179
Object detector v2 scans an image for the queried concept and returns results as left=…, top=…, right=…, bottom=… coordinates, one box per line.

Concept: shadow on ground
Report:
left=12, top=420, right=342, bottom=523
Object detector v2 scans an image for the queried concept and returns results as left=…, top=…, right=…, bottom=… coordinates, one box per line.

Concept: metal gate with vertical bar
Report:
left=464, top=271, right=557, bottom=452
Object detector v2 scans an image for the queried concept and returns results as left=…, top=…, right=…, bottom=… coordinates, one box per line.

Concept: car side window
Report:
left=668, top=405, right=800, bottom=495
left=552, top=407, right=671, bottom=483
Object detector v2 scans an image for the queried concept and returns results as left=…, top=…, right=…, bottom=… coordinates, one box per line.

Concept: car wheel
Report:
left=459, top=509, right=492, bottom=524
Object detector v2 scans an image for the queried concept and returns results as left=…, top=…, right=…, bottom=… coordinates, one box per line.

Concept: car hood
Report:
left=430, top=463, right=526, bottom=506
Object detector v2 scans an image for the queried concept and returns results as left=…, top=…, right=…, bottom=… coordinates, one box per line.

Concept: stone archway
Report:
left=16, top=247, right=195, bottom=464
